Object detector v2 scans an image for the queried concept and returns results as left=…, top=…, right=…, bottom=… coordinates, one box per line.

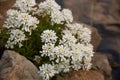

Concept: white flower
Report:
left=50, top=10, right=64, bottom=25
left=34, top=55, right=41, bottom=63
left=37, top=0, right=61, bottom=16
left=53, top=45, right=71, bottom=63
left=56, top=60, right=71, bottom=73
left=66, top=23, right=80, bottom=35
left=20, top=13, right=39, bottom=34
left=41, top=29, right=57, bottom=43
left=4, top=9, right=39, bottom=35
left=14, top=0, right=36, bottom=12
left=5, top=40, right=14, bottom=49
left=6, top=9, right=20, bottom=17
left=82, top=57, right=92, bottom=70
left=38, top=64, right=58, bottom=80
left=36, top=0, right=66, bottom=25
left=60, top=29, right=77, bottom=46
left=71, top=60, right=82, bottom=70
left=66, top=23, right=92, bottom=43
left=36, top=0, right=74, bottom=25
left=40, top=43, right=55, bottom=59
left=62, top=9, right=73, bottom=23
left=83, top=44, right=94, bottom=56
left=39, top=27, right=94, bottom=79
left=70, top=43, right=83, bottom=63
left=5, top=29, right=26, bottom=48
left=3, top=9, right=22, bottom=29
left=77, top=27, right=91, bottom=43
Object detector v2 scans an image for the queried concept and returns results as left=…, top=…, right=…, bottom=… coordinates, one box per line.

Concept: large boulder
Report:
left=0, top=50, right=42, bottom=80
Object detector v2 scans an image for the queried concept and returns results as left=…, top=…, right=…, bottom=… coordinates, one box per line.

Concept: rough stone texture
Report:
left=56, top=70, right=104, bottom=80
left=0, top=50, right=42, bottom=80
left=63, top=0, right=120, bottom=24
left=87, top=25, right=102, bottom=51
left=92, top=53, right=112, bottom=80
left=0, top=0, right=15, bottom=27
left=62, top=0, right=120, bottom=80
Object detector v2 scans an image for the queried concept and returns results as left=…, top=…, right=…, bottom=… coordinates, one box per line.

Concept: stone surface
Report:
left=88, top=25, right=102, bottom=51
left=0, top=0, right=15, bottom=27
left=63, top=0, right=120, bottom=24
left=62, top=0, right=120, bottom=80
left=92, top=53, right=112, bottom=80
left=0, top=50, right=42, bottom=80
left=56, top=70, right=104, bottom=80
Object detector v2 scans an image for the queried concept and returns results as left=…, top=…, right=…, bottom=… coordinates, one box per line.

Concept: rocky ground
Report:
left=0, top=0, right=120, bottom=80
left=61, top=0, right=120, bottom=80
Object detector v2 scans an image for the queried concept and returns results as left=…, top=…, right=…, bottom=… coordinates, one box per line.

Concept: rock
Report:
left=63, top=0, right=92, bottom=22
left=0, top=13, right=4, bottom=27
left=0, top=50, right=42, bottom=80
left=0, top=0, right=15, bottom=27
left=89, top=26, right=102, bottom=51
left=92, top=53, right=112, bottom=80
left=98, top=36, right=120, bottom=62
left=63, top=0, right=120, bottom=80
left=97, top=36, right=120, bottom=80
left=0, top=0, right=7, bottom=2
left=56, top=70, right=104, bottom=80
left=63, top=0, right=120, bottom=24
left=0, top=14, right=3, bottom=20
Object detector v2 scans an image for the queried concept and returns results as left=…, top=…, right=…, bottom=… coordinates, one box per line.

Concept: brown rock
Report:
left=63, top=0, right=120, bottom=24
left=104, top=24, right=120, bottom=33
left=89, top=26, right=102, bottom=51
left=0, top=50, right=42, bottom=80
left=63, top=0, right=120, bottom=79
left=56, top=70, right=104, bottom=80
left=0, top=0, right=8, bottom=2
left=63, top=0, right=92, bottom=22
left=0, top=0, right=15, bottom=27
left=92, top=53, right=112, bottom=80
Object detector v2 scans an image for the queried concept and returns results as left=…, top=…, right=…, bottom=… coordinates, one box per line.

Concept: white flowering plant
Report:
left=0, top=0, right=94, bottom=80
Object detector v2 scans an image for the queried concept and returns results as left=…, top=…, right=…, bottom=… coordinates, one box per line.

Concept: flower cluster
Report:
left=4, top=8, right=39, bottom=48
left=39, top=28, right=93, bottom=80
left=41, top=30, right=58, bottom=43
left=36, top=0, right=73, bottom=25
left=14, top=0, right=36, bottom=12
left=2, top=0, right=94, bottom=80
left=5, top=29, right=26, bottom=48
left=66, top=23, right=92, bottom=43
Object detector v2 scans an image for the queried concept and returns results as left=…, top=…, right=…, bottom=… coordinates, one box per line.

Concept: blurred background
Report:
left=0, top=0, right=120, bottom=80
